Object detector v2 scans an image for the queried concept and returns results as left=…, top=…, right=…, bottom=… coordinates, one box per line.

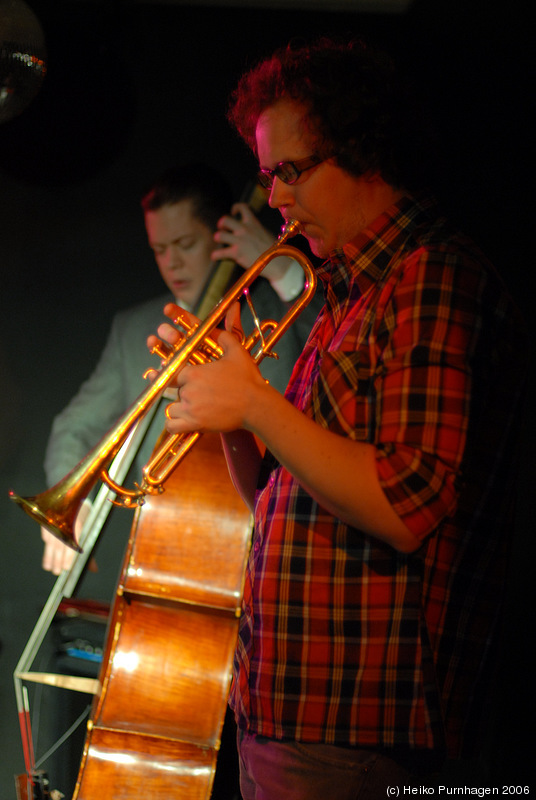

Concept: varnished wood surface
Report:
left=73, top=433, right=252, bottom=799
left=76, top=728, right=217, bottom=800
left=125, top=435, right=252, bottom=611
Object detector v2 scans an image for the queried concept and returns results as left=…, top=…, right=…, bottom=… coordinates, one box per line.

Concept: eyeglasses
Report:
left=257, top=154, right=325, bottom=189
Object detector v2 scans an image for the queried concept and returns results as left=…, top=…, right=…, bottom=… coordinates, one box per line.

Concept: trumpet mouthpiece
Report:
left=279, top=219, right=301, bottom=241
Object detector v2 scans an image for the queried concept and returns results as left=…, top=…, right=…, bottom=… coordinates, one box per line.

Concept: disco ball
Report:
left=0, top=0, right=47, bottom=124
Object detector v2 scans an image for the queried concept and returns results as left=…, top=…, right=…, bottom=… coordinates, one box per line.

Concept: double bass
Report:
left=73, top=432, right=252, bottom=798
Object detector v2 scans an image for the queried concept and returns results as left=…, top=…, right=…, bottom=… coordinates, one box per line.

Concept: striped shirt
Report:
left=229, top=194, right=526, bottom=760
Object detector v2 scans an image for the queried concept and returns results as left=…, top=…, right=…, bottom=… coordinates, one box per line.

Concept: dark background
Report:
left=0, top=0, right=534, bottom=795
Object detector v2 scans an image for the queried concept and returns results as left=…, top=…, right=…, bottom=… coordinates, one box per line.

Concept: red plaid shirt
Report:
left=229, top=195, right=526, bottom=760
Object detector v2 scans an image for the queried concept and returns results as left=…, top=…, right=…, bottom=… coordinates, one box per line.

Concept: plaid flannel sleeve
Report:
left=372, top=246, right=482, bottom=540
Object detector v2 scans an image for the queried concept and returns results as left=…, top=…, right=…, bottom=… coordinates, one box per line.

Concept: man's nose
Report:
left=167, top=245, right=184, bottom=269
left=268, top=177, right=295, bottom=210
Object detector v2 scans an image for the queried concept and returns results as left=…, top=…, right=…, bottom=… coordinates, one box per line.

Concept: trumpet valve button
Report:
left=172, top=308, right=198, bottom=334
left=150, top=340, right=173, bottom=360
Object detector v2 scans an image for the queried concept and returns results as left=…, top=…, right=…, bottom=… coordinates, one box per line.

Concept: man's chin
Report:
left=299, top=223, right=330, bottom=258
left=307, top=236, right=328, bottom=260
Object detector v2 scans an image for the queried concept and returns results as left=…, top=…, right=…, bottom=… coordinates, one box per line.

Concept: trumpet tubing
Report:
left=10, top=220, right=317, bottom=551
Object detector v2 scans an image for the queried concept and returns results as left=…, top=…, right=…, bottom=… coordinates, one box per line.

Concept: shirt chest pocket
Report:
left=310, top=349, right=378, bottom=441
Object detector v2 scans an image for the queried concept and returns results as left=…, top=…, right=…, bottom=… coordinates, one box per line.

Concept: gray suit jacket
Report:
left=44, top=278, right=322, bottom=487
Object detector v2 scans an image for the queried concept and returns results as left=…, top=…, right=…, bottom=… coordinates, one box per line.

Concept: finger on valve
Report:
left=225, top=301, right=244, bottom=343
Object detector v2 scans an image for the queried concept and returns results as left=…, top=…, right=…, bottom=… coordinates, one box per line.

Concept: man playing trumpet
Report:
left=152, top=37, right=527, bottom=798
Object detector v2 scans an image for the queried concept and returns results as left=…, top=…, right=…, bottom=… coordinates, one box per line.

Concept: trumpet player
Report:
left=153, top=37, right=528, bottom=798
left=41, top=163, right=321, bottom=576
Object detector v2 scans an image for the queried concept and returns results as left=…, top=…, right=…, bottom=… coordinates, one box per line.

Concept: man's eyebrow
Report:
left=151, top=233, right=195, bottom=247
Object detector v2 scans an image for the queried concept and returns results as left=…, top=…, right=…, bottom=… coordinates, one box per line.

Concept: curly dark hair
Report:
left=228, top=37, right=428, bottom=191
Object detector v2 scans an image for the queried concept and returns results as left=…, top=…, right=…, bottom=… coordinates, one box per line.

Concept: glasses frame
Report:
left=257, top=154, right=324, bottom=189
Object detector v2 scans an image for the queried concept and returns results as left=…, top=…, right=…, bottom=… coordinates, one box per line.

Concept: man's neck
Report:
left=361, top=174, right=406, bottom=227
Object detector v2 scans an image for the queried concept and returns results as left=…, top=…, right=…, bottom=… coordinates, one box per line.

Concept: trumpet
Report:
left=10, top=220, right=317, bottom=552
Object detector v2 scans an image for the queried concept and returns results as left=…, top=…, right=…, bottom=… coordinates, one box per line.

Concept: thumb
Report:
left=225, top=301, right=244, bottom=343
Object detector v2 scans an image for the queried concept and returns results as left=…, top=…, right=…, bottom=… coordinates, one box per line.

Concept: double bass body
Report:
left=73, top=433, right=252, bottom=798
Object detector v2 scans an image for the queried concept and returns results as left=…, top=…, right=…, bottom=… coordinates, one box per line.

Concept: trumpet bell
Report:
left=9, top=488, right=83, bottom=552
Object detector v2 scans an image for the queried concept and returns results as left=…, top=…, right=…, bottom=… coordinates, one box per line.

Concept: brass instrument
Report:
left=10, top=219, right=317, bottom=552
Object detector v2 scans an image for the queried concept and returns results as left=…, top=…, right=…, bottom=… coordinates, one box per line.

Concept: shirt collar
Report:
left=317, top=193, right=439, bottom=317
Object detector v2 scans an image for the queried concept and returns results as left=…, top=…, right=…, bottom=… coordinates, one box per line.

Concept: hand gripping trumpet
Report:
left=9, top=220, right=317, bottom=552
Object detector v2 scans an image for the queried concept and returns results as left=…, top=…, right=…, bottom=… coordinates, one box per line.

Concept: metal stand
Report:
left=13, top=408, right=159, bottom=782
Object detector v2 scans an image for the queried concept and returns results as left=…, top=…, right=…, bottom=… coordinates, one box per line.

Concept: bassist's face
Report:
left=145, top=199, right=216, bottom=309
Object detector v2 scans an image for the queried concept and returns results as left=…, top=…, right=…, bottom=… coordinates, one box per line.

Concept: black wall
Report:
left=0, top=0, right=533, bottom=794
